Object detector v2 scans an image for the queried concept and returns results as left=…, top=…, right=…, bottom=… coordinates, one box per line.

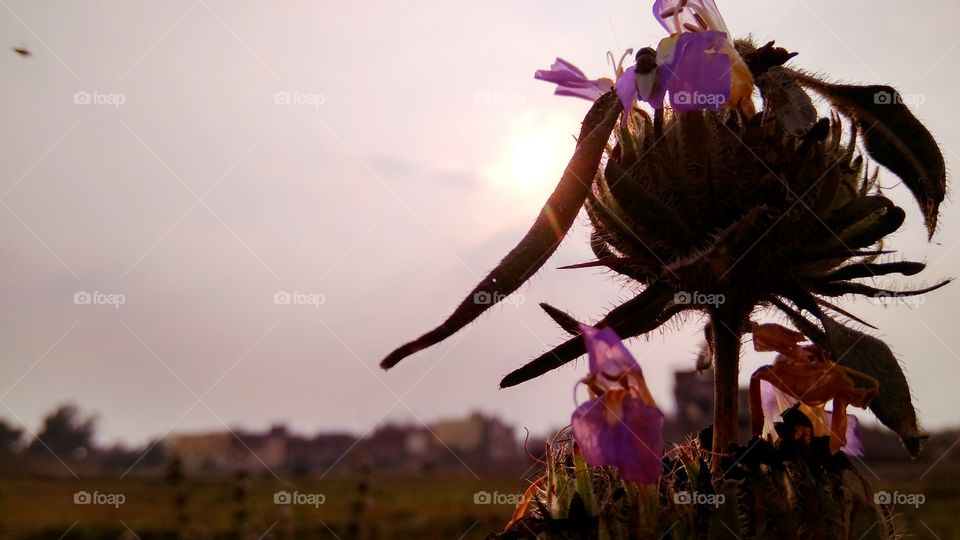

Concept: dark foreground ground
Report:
left=0, top=461, right=957, bottom=539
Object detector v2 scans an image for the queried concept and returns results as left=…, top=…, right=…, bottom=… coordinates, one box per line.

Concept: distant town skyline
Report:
left=9, top=379, right=954, bottom=481
left=2, top=0, right=959, bottom=447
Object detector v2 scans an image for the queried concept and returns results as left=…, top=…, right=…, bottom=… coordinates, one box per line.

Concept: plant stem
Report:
left=710, top=297, right=749, bottom=473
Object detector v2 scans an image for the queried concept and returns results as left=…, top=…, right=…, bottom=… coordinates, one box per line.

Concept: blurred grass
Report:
left=0, top=473, right=526, bottom=539
left=0, top=465, right=957, bottom=539
left=867, top=461, right=960, bottom=539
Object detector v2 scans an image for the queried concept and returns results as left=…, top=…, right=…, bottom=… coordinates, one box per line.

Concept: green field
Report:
left=0, top=465, right=957, bottom=539
left=0, top=473, right=525, bottom=539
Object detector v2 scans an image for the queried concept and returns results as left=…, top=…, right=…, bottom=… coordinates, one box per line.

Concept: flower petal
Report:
left=661, top=30, right=731, bottom=112
left=725, top=45, right=756, bottom=114
left=572, top=395, right=664, bottom=483
left=580, top=324, right=643, bottom=383
left=615, top=65, right=639, bottom=112
left=555, top=80, right=612, bottom=101
left=752, top=322, right=806, bottom=355
left=760, top=381, right=865, bottom=456
left=826, top=411, right=864, bottom=457
left=759, top=379, right=788, bottom=437
left=534, top=58, right=586, bottom=84
left=552, top=58, right=588, bottom=79
left=535, top=58, right=612, bottom=102
left=652, top=0, right=730, bottom=35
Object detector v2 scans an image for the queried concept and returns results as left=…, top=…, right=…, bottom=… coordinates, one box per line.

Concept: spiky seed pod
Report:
left=590, top=108, right=881, bottom=291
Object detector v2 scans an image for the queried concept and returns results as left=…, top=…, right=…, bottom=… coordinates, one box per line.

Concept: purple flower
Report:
left=535, top=1, right=753, bottom=114
left=535, top=58, right=613, bottom=101
left=616, top=30, right=731, bottom=113
left=571, top=325, right=664, bottom=483
left=653, top=0, right=730, bottom=35
left=759, top=381, right=864, bottom=457
left=827, top=411, right=863, bottom=457
left=616, top=0, right=755, bottom=115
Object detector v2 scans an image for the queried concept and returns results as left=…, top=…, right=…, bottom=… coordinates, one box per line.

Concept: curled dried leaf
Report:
left=821, top=317, right=927, bottom=457
left=788, top=70, right=946, bottom=238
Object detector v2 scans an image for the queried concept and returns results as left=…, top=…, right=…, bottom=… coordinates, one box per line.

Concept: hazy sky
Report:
left=2, top=0, right=959, bottom=448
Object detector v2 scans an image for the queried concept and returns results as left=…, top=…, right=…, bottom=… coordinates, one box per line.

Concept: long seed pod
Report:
left=380, top=92, right=622, bottom=369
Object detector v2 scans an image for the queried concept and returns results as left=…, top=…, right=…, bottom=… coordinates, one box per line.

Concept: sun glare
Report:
left=509, top=130, right=564, bottom=188
left=490, top=116, right=573, bottom=196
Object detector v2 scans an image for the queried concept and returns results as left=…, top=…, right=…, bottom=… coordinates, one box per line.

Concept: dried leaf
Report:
left=788, top=70, right=946, bottom=238
left=821, top=317, right=926, bottom=457
left=756, top=66, right=817, bottom=137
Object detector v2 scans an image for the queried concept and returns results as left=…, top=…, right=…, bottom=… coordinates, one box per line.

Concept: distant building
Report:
left=166, top=424, right=287, bottom=475
left=673, top=369, right=751, bottom=441
left=166, top=432, right=235, bottom=473
left=673, top=369, right=715, bottom=436
left=164, top=413, right=522, bottom=476
left=362, top=423, right=430, bottom=471
left=286, top=433, right=357, bottom=474
left=430, top=412, right=518, bottom=468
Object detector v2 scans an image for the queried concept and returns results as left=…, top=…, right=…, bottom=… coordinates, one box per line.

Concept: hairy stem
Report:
left=710, top=297, right=750, bottom=473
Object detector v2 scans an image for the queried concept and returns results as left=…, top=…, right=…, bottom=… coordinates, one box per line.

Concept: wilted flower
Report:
left=759, top=380, right=864, bottom=456
left=749, top=323, right=876, bottom=454
left=571, top=325, right=663, bottom=483
left=534, top=58, right=613, bottom=101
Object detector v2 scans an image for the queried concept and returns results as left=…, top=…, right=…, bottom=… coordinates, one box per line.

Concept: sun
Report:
left=509, top=130, right=567, bottom=188
left=490, top=115, right=574, bottom=195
